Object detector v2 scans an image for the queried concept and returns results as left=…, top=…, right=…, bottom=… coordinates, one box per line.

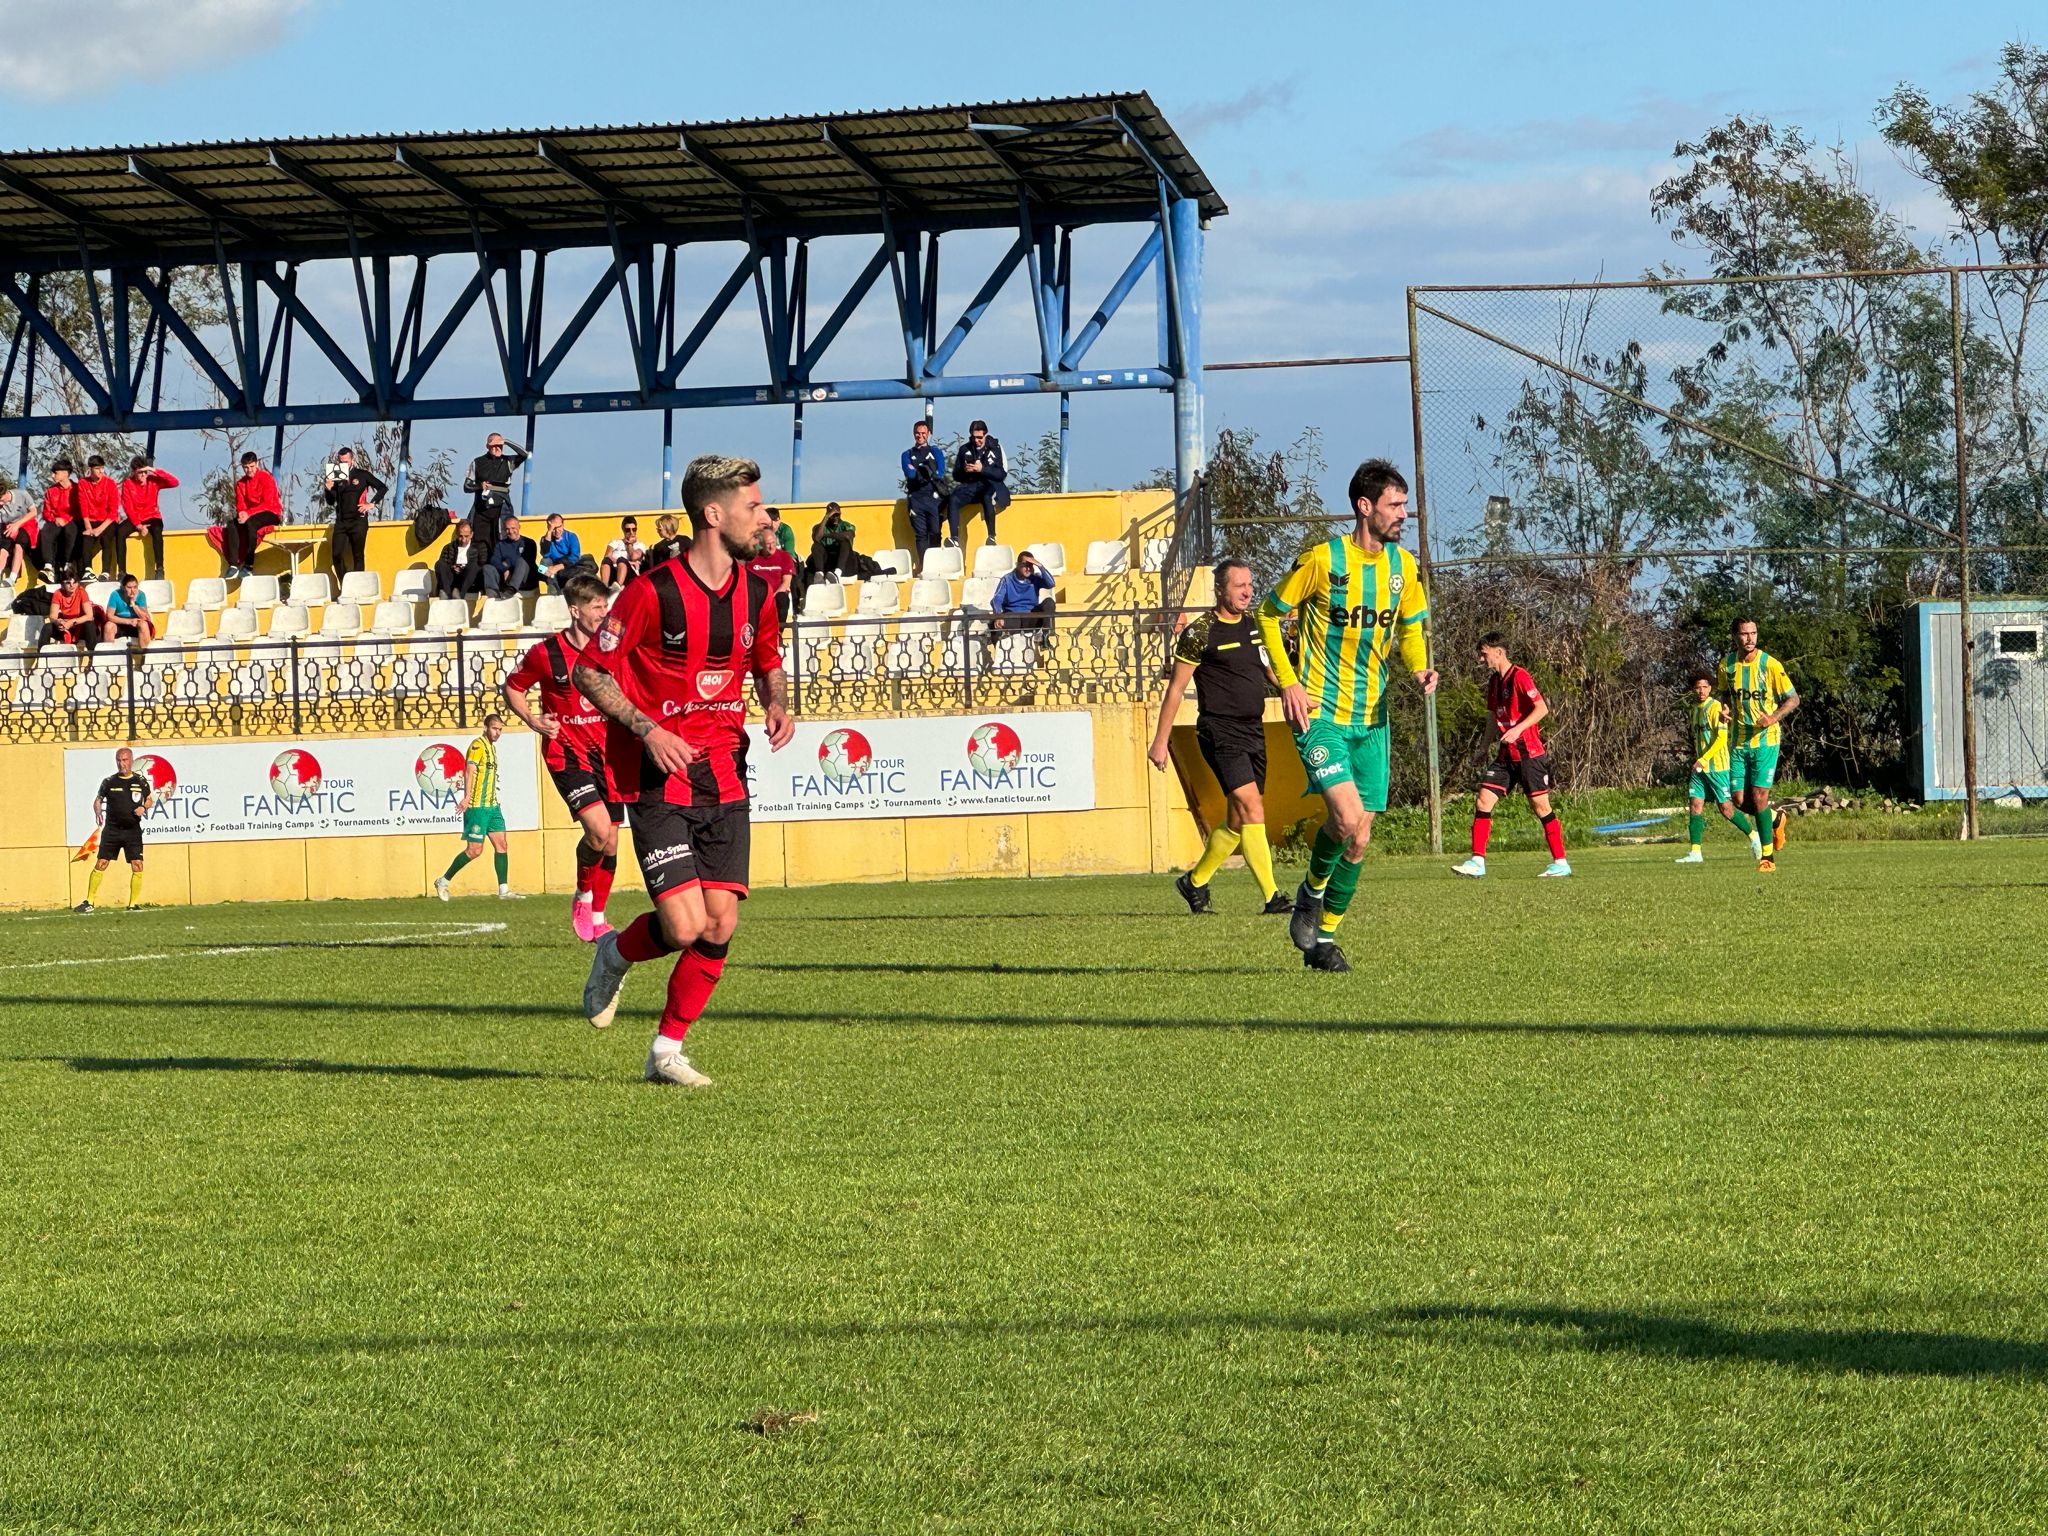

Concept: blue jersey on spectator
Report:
left=541, top=529, right=582, bottom=564
left=107, top=587, right=149, bottom=620
left=991, top=566, right=1052, bottom=613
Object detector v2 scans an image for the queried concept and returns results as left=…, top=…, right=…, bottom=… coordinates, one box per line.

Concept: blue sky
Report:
left=1, top=0, right=2041, bottom=523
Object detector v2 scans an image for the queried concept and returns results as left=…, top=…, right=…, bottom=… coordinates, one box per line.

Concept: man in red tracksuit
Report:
left=77, top=456, right=121, bottom=577
left=120, top=456, right=178, bottom=580
left=39, top=459, right=81, bottom=580
left=224, top=451, right=281, bottom=576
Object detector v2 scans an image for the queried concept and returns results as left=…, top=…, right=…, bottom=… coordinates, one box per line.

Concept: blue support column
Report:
left=1057, top=230, right=1072, bottom=492
left=1167, top=197, right=1205, bottom=500
left=521, top=411, right=536, bottom=517
left=661, top=408, right=674, bottom=509
left=391, top=420, right=409, bottom=521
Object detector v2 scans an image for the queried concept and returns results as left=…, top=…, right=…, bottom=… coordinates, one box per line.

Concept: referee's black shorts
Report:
left=1196, top=715, right=1267, bottom=795
left=100, top=827, right=145, bottom=864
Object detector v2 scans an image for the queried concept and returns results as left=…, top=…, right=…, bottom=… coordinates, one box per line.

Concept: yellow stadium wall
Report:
left=0, top=703, right=1208, bottom=912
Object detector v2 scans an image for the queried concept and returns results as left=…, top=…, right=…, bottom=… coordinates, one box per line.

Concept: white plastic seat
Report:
left=317, top=602, right=363, bottom=640
left=1027, top=542, right=1068, bottom=576
left=421, top=598, right=471, bottom=635
left=338, top=570, right=382, bottom=604
left=973, top=543, right=1016, bottom=579
left=291, top=573, right=333, bottom=607
left=988, top=631, right=1040, bottom=672
left=214, top=607, right=259, bottom=643
left=478, top=596, right=525, bottom=632
left=531, top=594, right=571, bottom=631
left=186, top=576, right=228, bottom=612
left=801, top=581, right=847, bottom=620
left=875, top=547, right=914, bottom=580
left=908, top=578, right=952, bottom=614
left=86, top=579, right=116, bottom=608
left=236, top=573, right=281, bottom=610
left=368, top=599, right=416, bottom=637
left=856, top=580, right=900, bottom=617
left=139, top=578, right=174, bottom=611
left=1084, top=539, right=1128, bottom=575
left=0, top=615, right=41, bottom=652
left=960, top=575, right=997, bottom=610
left=920, top=545, right=965, bottom=581
left=1141, top=536, right=1172, bottom=572
left=87, top=643, right=127, bottom=673
left=164, top=607, right=206, bottom=643
left=266, top=602, right=312, bottom=639
left=391, top=568, right=433, bottom=603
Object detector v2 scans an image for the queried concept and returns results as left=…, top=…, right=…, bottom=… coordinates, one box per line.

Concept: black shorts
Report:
left=549, top=760, right=623, bottom=823
left=1480, top=753, right=1554, bottom=798
left=100, top=827, right=144, bottom=864
left=1196, top=715, right=1267, bottom=794
left=629, top=799, right=752, bottom=902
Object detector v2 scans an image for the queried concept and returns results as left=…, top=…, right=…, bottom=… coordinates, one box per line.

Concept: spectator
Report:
left=946, top=419, right=1009, bottom=544
left=119, top=456, right=176, bottom=581
left=223, top=451, right=281, bottom=577
left=0, top=487, right=34, bottom=586
left=41, top=569, right=98, bottom=654
left=599, top=515, right=646, bottom=588
left=462, top=431, right=526, bottom=552
left=78, top=456, right=121, bottom=577
left=434, top=519, right=487, bottom=599
left=901, top=418, right=948, bottom=563
left=40, top=459, right=82, bottom=581
left=321, top=446, right=387, bottom=580
left=803, top=501, right=860, bottom=588
left=988, top=548, right=1055, bottom=641
left=751, top=529, right=798, bottom=627
left=643, top=513, right=689, bottom=571
left=484, top=513, right=539, bottom=596
left=538, top=512, right=585, bottom=591
left=768, top=505, right=797, bottom=556
left=101, top=572, right=154, bottom=648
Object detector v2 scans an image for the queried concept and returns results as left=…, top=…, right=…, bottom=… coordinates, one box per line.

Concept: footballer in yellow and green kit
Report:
left=1717, top=622, right=1799, bottom=867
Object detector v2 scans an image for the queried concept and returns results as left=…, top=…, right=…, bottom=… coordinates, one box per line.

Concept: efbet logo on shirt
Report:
left=1328, top=604, right=1399, bottom=630
left=413, top=744, right=467, bottom=797
left=818, top=728, right=873, bottom=784
left=268, top=749, right=323, bottom=803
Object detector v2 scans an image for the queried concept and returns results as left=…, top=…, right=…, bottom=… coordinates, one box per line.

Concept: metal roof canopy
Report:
left=0, top=92, right=1222, bottom=503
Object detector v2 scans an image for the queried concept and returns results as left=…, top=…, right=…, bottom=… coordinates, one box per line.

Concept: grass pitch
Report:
left=3, top=839, right=2046, bottom=1533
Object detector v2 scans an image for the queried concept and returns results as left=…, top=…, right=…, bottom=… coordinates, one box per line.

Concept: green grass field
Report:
left=4, top=839, right=2046, bottom=1533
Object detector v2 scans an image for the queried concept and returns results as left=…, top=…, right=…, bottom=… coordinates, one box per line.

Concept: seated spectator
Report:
left=803, top=502, right=860, bottom=588
left=600, top=515, right=646, bottom=588
left=0, top=487, right=34, bottom=586
left=643, top=513, right=689, bottom=571
left=946, top=419, right=1009, bottom=544
left=988, top=548, right=1055, bottom=639
left=434, top=519, right=488, bottom=599
left=41, top=569, right=98, bottom=653
left=223, top=451, right=282, bottom=577
left=79, top=455, right=121, bottom=577
left=538, top=512, right=585, bottom=592
left=101, top=572, right=153, bottom=647
left=484, top=514, right=540, bottom=596
left=751, top=535, right=797, bottom=627
left=767, top=505, right=797, bottom=556
left=901, top=418, right=948, bottom=563
left=40, top=460, right=81, bottom=581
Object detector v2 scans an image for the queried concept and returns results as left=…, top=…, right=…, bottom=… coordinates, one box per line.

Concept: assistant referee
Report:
left=1148, top=558, right=1287, bottom=915
left=77, top=746, right=153, bottom=913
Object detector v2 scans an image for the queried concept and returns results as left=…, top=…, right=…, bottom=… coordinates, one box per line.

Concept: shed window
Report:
left=1995, top=626, right=2041, bottom=656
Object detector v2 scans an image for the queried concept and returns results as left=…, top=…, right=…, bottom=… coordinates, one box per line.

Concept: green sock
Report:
left=493, top=850, right=510, bottom=885
left=1729, top=808, right=1754, bottom=836
left=1689, top=813, right=1704, bottom=846
left=1189, top=826, right=1240, bottom=888
left=1316, top=855, right=1365, bottom=938
left=442, top=850, right=472, bottom=882
left=1755, top=805, right=1773, bottom=847
left=1306, top=825, right=1344, bottom=894
left=1238, top=823, right=1278, bottom=900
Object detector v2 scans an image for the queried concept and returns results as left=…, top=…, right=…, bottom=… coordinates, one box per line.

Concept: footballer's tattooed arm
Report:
left=757, top=666, right=795, bottom=749
left=574, top=663, right=698, bottom=770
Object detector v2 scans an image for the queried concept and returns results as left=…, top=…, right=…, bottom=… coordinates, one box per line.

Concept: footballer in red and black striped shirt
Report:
left=573, top=453, right=794, bottom=1088
left=1453, top=631, right=1571, bottom=879
left=504, top=569, right=622, bottom=943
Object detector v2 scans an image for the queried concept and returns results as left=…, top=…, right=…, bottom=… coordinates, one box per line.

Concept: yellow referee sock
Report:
left=1238, top=822, right=1277, bottom=900
left=128, top=867, right=144, bottom=907
left=1189, top=826, right=1240, bottom=888
left=86, top=865, right=106, bottom=902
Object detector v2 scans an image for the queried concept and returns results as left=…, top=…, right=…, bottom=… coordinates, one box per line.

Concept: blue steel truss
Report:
left=0, top=98, right=1216, bottom=498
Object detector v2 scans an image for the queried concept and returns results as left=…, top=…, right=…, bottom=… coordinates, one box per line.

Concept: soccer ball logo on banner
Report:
left=415, top=743, right=468, bottom=797
left=818, top=728, right=873, bottom=784
left=967, top=722, right=1023, bottom=775
left=135, top=754, right=178, bottom=797
left=268, top=749, right=323, bottom=804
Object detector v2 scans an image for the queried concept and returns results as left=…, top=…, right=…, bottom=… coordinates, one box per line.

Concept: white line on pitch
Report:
left=0, top=922, right=506, bottom=973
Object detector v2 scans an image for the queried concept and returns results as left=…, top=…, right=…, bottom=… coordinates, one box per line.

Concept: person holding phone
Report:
left=946, top=419, right=1009, bottom=544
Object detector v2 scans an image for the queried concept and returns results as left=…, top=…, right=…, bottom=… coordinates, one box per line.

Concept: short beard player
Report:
left=573, top=455, right=795, bottom=1087
left=504, top=570, right=621, bottom=941
left=1452, top=632, right=1571, bottom=878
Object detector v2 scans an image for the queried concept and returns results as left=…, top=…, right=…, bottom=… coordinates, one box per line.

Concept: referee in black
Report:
left=78, top=747, right=154, bottom=913
left=1148, top=558, right=1288, bottom=914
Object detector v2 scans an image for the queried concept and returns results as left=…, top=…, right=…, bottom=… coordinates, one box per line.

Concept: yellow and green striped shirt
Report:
left=1717, top=651, right=1797, bottom=748
left=1691, top=696, right=1730, bottom=773
left=1255, top=537, right=1429, bottom=728
left=465, top=736, right=501, bottom=809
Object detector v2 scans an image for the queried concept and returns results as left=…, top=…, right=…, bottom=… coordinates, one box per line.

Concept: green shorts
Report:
left=1731, top=744, right=1780, bottom=796
left=1689, top=767, right=1731, bottom=805
left=463, top=805, right=507, bottom=842
left=1293, top=717, right=1391, bottom=813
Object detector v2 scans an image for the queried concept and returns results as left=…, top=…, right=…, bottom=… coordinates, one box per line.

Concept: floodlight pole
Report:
left=1167, top=197, right=1205, bottom=501
left=1951, top=268, right=1979, bottom=839
left=1408, top=287, right=1443, bottom=856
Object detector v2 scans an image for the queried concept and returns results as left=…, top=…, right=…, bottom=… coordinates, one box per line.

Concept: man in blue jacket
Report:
left=946, top=420, right=1009, bottom=544
left=539, top=512, right=585, bottom=592
left=900, top=419, right=948, bottom=563
left=987, top=548, right=1055, bottom=652
left=484, top=514, right=540, bottom=596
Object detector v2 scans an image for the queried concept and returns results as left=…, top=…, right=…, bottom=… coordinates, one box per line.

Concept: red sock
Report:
left=616, top=911, right=671, bottom=964
left=589, top=857, right=616, bottom=911
left=1543, top=814, right=1567, bottom=860
left=1472, top=812, right=1492, bottom=857
left=658, top=941, right=728, bottom=1040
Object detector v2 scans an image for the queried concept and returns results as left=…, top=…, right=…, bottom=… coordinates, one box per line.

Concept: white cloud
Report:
left=4, top=0, right=310, bottom=103
left=1387, top=95, right=1731, bottom=178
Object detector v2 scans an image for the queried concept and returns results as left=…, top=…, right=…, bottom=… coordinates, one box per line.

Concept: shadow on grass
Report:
left=1393, top=1303, right=2048, bottom=1380
left=26, top=1054, right=578, bottom=1083
left=9, top=1303, right=2041, bottom=1379
left=1, top=997, right=2043, bottom=1046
